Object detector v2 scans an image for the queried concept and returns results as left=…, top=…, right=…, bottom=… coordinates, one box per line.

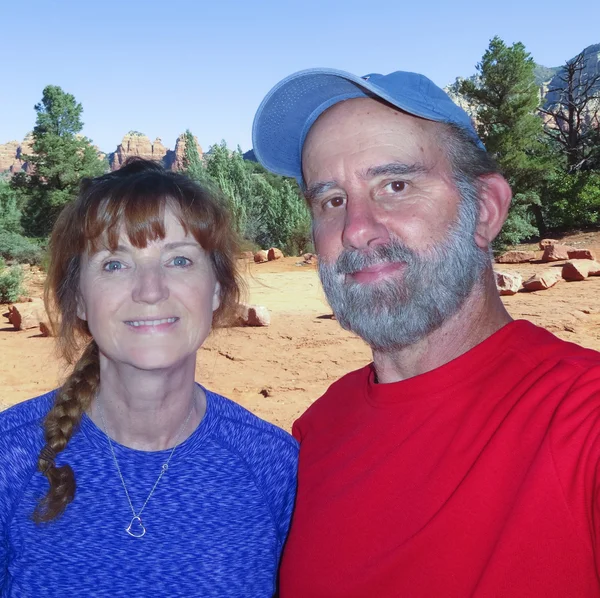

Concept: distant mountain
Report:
left=243, top=149, right=257, bottom=162
left=0, top=132, right=204, bottom=176
left=533, top=63, right=559, bottom=86
left=544, top=43, right=600, bottom=107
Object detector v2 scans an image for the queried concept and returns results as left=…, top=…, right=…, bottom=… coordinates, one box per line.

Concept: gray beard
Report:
left=317, top=202, right=489, bottom=352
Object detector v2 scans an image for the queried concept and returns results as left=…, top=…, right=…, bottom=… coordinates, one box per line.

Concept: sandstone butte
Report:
left=0, top=132, right=203, bottom=175
left=0, top=136, right=33, bottom=174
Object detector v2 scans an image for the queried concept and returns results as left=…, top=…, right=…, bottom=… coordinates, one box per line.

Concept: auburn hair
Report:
left=34, top=158, right=241, bottom=523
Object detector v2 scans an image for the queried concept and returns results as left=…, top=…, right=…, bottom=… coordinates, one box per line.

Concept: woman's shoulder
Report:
left=0, top=391, right=55, bottom=520
left=0, top=390, right=56, bottom=437
left=204, top=388, right=299, bottom=455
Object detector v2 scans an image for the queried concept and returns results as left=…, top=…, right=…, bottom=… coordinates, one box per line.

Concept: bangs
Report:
left=81, top=170, right=215, bottom=254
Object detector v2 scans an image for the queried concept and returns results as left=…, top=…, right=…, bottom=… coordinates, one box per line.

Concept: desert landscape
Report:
left=2, top=232, right=600, bottom=432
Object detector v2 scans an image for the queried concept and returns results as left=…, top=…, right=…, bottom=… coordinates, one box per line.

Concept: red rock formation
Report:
left=167, top=133, right=203, bottom=171
left=495, top=271, right=522, bottom=295
left=0, top=135, right=33, bottom=174
left=109, top=133, right=169, bottom=171
left=523, top=269, right=562, bottom=291
left=268, top=248, right=284, bottom=261
left=496, top=250, right=535, bottom=264
left=541, top=244, right=575, bottom=262
left=562, top=260, right=600, bottom=281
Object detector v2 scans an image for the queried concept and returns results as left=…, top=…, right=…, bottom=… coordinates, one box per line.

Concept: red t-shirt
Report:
left=279, top=320, right=600, bottom=597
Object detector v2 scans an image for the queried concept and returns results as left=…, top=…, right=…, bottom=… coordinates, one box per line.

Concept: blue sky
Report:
left=1, top=0, right=598, bottom=154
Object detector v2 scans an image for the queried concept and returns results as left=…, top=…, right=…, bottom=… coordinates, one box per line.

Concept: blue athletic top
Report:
left=0, top=388, right=299, bottom=597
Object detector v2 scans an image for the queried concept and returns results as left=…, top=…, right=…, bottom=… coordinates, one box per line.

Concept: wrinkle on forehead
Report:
left=301, top=98, right=447, bottom=188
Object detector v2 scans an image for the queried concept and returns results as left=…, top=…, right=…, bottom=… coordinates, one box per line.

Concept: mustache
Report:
left=333, top=239, right=417, bottom=275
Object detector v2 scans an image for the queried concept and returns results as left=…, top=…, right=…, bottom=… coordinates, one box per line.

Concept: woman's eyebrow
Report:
left=163, top=241, right=202, bottom=250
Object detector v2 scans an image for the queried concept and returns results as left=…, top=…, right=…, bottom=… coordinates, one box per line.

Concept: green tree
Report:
left=181, top=129, right=209, bottom=184
left=11, top=85, right=106, bottom=237
left=0, top=180, right=22, bottom=233
left=459, top=37, right=551, bottom=242
left=205, top=141, right=251, bottom=233
left=203, top=140, right=311, bottom=252
left=542, top=170, right=600, bottom=229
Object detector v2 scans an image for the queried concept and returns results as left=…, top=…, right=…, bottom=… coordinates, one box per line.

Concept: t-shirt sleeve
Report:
left=548, top=366, right=600, bottom=570
left=291, top=419, right=303, bottom=442
left=0, top=429, right=35, bottom=590
left=264, top=436, right=299, bottom=551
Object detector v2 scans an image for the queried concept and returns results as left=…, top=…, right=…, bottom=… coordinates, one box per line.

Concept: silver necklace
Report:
left=98, top=400, right=194, bottom=538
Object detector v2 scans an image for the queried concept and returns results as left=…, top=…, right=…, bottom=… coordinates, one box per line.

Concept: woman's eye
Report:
left=170, top=256, right=192, bottom=267
left=103, top=260, right=123, bottom=272
left=385, top=180, right=406, bottom=193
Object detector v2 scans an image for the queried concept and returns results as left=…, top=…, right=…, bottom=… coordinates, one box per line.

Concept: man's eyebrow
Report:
left=304, top=181, right=339, bottom=204
left=364, top=162, right=429, bottom=179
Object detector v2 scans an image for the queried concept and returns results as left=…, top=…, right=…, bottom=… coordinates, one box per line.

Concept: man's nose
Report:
left=131, top=263, right=169, bottom=305
left=341, top=196, right=390, bottom=250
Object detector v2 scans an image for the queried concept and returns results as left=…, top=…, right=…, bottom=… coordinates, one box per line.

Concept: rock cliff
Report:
left=106, top=132, right=203, bottom=171
left=0, top=135, right=33, bottom=174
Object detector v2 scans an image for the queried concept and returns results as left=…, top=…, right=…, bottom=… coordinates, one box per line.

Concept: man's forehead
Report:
left=307, top=97, right=433, bottom=139
left=301, top=98, right=444, bottom=183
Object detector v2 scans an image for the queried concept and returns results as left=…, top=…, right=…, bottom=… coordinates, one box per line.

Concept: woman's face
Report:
left=77, top=207, right=221, bottom=371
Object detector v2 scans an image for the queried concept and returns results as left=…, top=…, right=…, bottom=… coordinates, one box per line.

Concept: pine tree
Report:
left=459, top=37, right=550, bottom=242
left=11, top=85, right=106, bottom=237
left=181, top=129, right=207, bottom=182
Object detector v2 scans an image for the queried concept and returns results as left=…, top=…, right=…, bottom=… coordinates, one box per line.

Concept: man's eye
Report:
left=103, top=260, right=123, bottom=272
left=323, top=196, right=346, bottom=209
left=170, top=256, right=192, bottom=267
left=385, top=180, right=406, bottom=193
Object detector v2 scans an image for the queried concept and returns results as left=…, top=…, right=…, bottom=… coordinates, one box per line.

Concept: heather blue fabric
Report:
left=0, top=387, right=299, bottom=597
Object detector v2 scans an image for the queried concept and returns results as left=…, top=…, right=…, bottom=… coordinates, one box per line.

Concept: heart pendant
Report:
left=126, top=516, right=146, bottom=538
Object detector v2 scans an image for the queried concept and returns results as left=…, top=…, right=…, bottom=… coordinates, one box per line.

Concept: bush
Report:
left=0, top=230, right=44, bottom=265
left=542, top=171, right=600, bottom=230
left=0, top=180, right=22, bottom=234
left=238, top=237, right=260, bottom=254
left=284, top=220, right=314, bottom=256
left=0, top=263, right=24, bottom=303
left=493, top=191, right=540, bottom=252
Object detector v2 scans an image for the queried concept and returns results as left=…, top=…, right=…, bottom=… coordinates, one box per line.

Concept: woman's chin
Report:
left=107, top=349, right=193, bottom=372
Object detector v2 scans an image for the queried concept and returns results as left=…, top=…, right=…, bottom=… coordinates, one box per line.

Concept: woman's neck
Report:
left=88, top=353, right=206, bottom=451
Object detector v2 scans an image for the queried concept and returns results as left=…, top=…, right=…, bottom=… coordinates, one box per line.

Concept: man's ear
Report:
left=212, top=281, right=222, bottom=312
left=474, top=174, right=512, bottom=249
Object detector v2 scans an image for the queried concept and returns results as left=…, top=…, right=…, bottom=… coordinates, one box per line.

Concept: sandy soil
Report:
left=2, top=232, right=600, bottom=431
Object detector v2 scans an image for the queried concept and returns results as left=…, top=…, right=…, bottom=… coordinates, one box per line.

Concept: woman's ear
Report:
left=474, top=174, right=513, bottom=249
left=212, top=281, right=222, bottom=312
left=76, top=294, right=87, bottom=321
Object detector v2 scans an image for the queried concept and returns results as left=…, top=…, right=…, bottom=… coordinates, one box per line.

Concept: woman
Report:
left=0, top=159, right=298, bottom=597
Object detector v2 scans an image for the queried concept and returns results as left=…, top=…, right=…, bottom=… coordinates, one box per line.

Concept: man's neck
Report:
left=372, top=276, right=512, bottom=384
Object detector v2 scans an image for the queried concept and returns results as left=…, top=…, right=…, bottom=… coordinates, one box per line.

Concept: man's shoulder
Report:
left=293, top=365, right=371, bottom=435
left=510, top=319, right=600, bottom=372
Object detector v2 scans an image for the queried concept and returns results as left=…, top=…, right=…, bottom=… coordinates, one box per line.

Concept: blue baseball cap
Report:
left=252, top=68, right=483, bottom=180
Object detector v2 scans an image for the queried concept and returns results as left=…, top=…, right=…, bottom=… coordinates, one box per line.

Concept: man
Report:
left=252, top=69, right=600, bottom=597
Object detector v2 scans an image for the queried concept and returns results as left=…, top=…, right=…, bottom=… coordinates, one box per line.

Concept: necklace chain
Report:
left=98, top=398, right=194, bottom=537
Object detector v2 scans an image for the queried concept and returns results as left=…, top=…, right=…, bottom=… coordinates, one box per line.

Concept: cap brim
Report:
left=251, top=68, right=453, bottom=180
